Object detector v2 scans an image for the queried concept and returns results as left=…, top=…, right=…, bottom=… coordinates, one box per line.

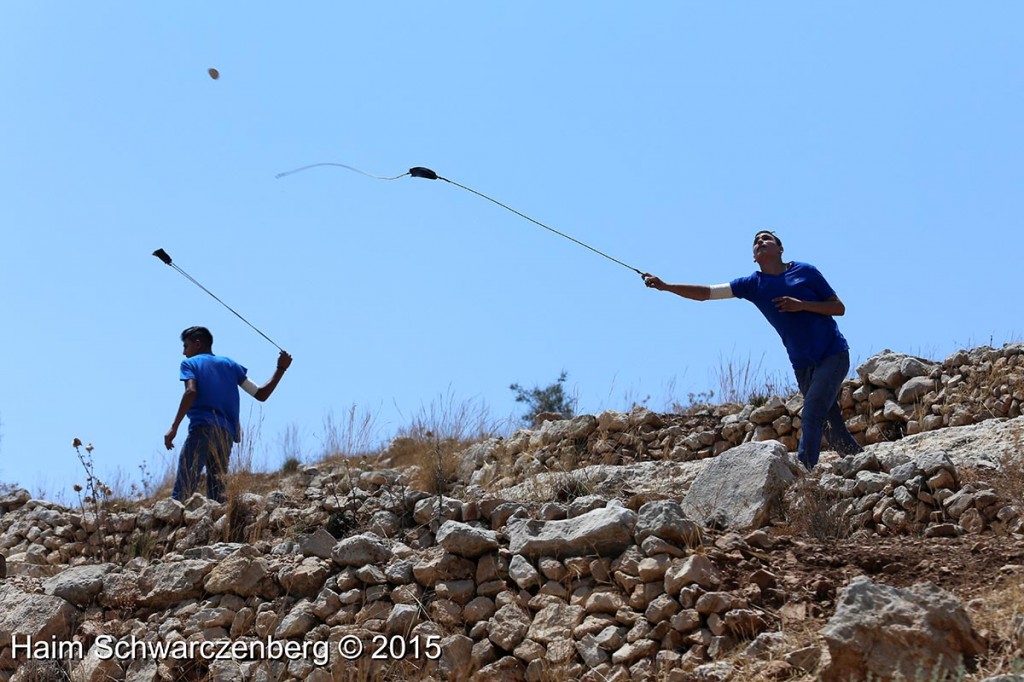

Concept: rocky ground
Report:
left=1, top=346, right=1023, bottom=682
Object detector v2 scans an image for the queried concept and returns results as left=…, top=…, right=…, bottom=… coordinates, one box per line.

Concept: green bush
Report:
left=509, top=370, right=577, bottom=424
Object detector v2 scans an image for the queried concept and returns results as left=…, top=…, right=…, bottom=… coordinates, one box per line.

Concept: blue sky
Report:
left=2, top=4, right=1021, bottom=500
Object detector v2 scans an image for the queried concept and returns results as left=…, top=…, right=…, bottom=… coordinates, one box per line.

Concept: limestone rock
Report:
left=664, top=554, right=722, bottom=593
left=71, top=643, right=125, bottom=682
left=277, top=558, right=330, bottom=598
left=681, top=441, right=800, bottom=530
left=488, top=603, right=531, bottom=650
left=138, top=559, right=214, bottom=608
left=204, top=546, right=273, bottom=598
left=0, top=584, right=77, bottom=669
left=42, top=563, right=116, bottom=607
left=507, top=506, right=638, bottom=558
left=634, top=500, right=702, bottom=548
left=299, top=528, right=337, bottom=560
left=821, top=576, right=984, bottom=682
left=528, top=603, right=585, bottom=643
left=508, top=554, right=541, bottom=590
left=413, top=495, right=463, bottom=525
left=332, top=533, right=393, bottom=567
left=436, top=520, right=500, bottom=558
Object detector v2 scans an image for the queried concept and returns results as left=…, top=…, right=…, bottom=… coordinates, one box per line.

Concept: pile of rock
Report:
left=0, top=490, right=245, bottom=574
left=844, top=344, right=1024, bottom=441
left=2, top=343, right=1023, bottom=680
left=1, top=488, right=785, bottom=679
left=0, top=483, right=995, bottom=681
left=814, top=449, right=1023, bottom=537
left=459, top=345, right=1024, bottom=492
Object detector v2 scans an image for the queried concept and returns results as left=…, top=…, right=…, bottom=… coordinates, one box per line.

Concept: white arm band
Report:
left=709, top=283, right=734, bottom=300
left=241, top=378, right=259, bottom=397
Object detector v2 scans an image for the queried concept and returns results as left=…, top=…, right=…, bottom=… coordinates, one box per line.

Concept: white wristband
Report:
left=709, top=283, right=734, bottom=300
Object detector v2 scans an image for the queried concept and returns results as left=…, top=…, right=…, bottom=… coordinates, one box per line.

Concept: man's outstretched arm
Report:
left=643, top=274, right=732, bottom=301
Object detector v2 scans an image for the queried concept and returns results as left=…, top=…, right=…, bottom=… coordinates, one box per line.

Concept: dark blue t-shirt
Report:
left=180, top=354, right=248, bottom=442
left=730, top=261, right=848, bottom=370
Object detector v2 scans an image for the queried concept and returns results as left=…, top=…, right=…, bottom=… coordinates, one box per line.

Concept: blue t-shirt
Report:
left=180, top=354, right=248, bottom=442
left=730, top=261, right=849, bottom=370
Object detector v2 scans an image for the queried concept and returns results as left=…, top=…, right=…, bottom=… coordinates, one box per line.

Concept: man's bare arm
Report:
left=643, top=274, right=732, bottom=302
left=251, top=350, right=293, bottom=402
left=165, top=379, right=198, bottom=449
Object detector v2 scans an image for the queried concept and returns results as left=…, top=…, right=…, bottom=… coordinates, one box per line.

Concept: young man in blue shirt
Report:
left=164, top=326, right=293, bottom=501
left=643, top=231, right=862, bottom=469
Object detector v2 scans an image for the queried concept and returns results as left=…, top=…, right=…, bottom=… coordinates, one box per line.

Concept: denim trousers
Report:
left=172, top=424, right=233, bottom=503
left=794, top=350, right=863, bottom=469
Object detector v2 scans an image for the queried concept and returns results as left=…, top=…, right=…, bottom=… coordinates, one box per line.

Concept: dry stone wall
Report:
left=464, top=344, right=1024, bottom=490
left=1, top=344, right=1023, bottom=681
left=0, top=484, right=797, bottom=680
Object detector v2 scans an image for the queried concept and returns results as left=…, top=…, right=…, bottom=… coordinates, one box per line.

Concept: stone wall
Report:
left=1, top=344, right=1023, bottom=680
left=0, top=484, right=805, bottom=680
left=463, top=344, right=1024, bottom=491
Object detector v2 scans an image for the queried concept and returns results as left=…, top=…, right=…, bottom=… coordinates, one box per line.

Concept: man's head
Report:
left=753, top=230, right=782, bottom=248
left=752, top=230, right=783, bottom=263
left=181, top=326, right=213, bottom=357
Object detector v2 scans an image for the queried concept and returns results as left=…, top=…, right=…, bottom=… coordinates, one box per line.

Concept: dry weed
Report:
left=546, top=469, right=598, bottom=503
left=782, top=478, right=852, bottom=542
left=318, top=404, right=383, bottom=461
left=967, top=572, right=1024, bottom=678
left=713, top=351, right=798, bottom=406
left=380, top=391, right=505, bottom=494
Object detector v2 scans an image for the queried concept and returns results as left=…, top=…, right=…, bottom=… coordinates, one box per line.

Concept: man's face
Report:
left=752, top=232, right=782, bottom=261
left=182, top=338, right=204, bottom=358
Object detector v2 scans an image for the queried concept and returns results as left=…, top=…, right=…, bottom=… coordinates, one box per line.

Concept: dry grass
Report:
left=380, top=391, right=506, bottom=494
left=713, top=351, right=798, bottom=406
left=222, top=415, right=277, bottom=543
left=515, top=468, right=600, bottom=504
left=318, top=404, right=383, bottom=460
left=968, top=573, right=1024, bottom=678
left=781, top=477, right=853, bottom=542
left=988, top=424, right=1024, bottom=502
left=669, top=352, right=798, bottom=414
left=719, top=616, right=824, bottom=681
left=10, top=660, right=71, bottom=681
left=278, top=421, right=304, bottom=468
left=958, top=423, right=1024, bottom=533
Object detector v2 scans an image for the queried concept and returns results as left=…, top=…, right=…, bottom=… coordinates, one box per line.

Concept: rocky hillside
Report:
left=1, top=345, right=1023, bottom=682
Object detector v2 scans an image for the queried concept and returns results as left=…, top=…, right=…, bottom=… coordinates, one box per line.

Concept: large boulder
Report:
left=868, top=416, right=1024, bottom=471
left=0, top=584, right=78, bottom=670
left=138, top=559, right=214, bottom=608
left=821, top=576, right=984, bottom=682
left=331, top=533, right=393, bottom=567
left=507, top=506, right=637, bottom=558
left=42, top=563, right=117, bottom=607
left=436, top=521, right=500, bottom=558
left=680, top=441, right=800, bottom=530
left=205, top=546, right=275, bottom=598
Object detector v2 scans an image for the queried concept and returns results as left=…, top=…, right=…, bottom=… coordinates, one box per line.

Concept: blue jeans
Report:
left=172, top=424, right=233, bottom=503
left=795, top=350, right=863, bottom=470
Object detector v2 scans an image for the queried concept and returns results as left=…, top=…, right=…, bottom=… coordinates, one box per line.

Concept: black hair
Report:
left=753, top=230, right=782, bottom=248
left=181, top=326, right=213, bottom=347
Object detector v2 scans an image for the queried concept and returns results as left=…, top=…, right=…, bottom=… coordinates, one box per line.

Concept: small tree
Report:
left=509, top=371, right=577, bottom=424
